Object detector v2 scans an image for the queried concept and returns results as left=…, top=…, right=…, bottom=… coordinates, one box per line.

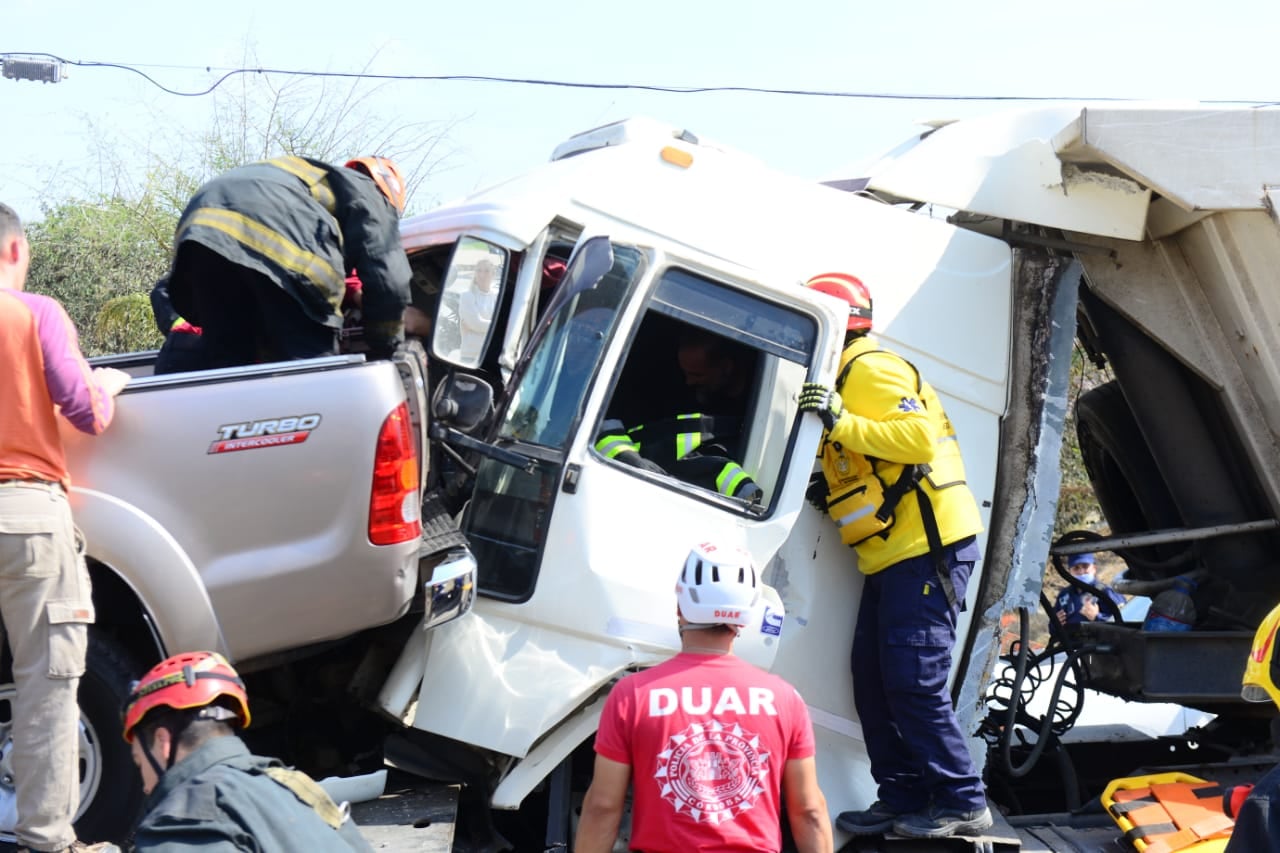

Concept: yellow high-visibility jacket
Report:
left=819, top=335, right=983, bottom=575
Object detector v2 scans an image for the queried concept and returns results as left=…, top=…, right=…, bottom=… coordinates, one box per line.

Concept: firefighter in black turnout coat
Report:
left=158, top=155, right=411, bottom=372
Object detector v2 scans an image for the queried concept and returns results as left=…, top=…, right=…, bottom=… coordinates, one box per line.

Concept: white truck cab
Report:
left=385, top=118, right=1014, bottom=838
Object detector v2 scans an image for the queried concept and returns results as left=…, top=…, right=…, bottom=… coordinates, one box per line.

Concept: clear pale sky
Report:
left=3, top=0, right=1277, bottom=224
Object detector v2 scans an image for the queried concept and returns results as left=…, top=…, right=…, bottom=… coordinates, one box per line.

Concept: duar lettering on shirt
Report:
left=649, top=686, right=777, bottom=717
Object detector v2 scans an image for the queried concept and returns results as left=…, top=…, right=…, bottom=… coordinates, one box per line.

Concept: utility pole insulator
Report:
left=1, top=57, right=67, bottom=84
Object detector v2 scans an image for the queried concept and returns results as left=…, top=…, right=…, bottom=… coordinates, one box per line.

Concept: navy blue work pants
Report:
left=851, top=536, right=986, bottom=813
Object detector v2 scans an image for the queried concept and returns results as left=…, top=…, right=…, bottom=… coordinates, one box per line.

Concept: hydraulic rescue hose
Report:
left=993, top=604, right=1093, bottom=778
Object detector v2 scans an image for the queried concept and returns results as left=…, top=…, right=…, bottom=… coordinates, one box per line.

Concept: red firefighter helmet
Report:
left=805, top=272, right=872, bottom=332
left=345, top=156, right=408, bottom=215
left=122, top=651, right=250, bottom=743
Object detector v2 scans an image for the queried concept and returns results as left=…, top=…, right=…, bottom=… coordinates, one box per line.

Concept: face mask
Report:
left=1074, top=571, right=1097, bottom=586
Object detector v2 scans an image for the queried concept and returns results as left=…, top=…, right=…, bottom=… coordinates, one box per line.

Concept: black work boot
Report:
left=835, top=800, right=906, bottom=835
left=893, top=804, right=994, bottom=838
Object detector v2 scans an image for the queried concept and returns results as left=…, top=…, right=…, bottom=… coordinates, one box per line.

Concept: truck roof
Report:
left=861, top=103, right=1280, bottom=240
left=400, top=116, right=995, bottom=287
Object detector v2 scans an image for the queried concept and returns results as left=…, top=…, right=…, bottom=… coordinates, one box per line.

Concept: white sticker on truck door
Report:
left=208, top=414, right=322, bottom=454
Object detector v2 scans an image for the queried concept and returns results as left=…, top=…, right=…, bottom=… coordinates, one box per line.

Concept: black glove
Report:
left=806, top=472, right=830, bottom=512
left=798, top=382, right=844, bottom=431
left=366, top=337, right=401, bottom=362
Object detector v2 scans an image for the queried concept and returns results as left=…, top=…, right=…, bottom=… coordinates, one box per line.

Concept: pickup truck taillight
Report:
left=369, top=401, right=422, bottom=545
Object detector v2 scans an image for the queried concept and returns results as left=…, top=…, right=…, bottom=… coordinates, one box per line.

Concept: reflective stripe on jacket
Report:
left=595, top=417, right=759, bottom=500
left=171, top=156, right=410, bottom=352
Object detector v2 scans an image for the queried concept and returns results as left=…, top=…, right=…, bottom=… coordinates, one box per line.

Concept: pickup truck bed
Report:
left=62, top=352, right=424, bottom=664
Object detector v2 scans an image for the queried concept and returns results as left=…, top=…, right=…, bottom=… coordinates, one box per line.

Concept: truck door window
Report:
left=464, top=244, right=644, bottom=601
left=432, top=238, right=509, bottom=368
left=596, top=269, right=817, bottom=513
left=501, top=246, right=643, bottom=448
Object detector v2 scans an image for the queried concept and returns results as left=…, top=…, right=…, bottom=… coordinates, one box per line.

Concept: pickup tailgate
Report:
left=62, top=357, right=420, bottom=661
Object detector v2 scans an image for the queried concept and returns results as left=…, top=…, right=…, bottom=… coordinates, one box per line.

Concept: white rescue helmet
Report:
left=676, top=541, right=761, bottom=628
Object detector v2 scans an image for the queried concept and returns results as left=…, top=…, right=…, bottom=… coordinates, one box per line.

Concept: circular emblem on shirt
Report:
left=654, top=720, right=770, bottom=824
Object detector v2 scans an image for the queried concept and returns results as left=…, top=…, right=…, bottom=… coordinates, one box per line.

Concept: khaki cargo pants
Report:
left=0, top=482, right=95, bottom=852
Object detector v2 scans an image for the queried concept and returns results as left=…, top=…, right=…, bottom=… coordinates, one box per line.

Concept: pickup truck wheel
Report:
left=0, top=629, right=144, bottom=845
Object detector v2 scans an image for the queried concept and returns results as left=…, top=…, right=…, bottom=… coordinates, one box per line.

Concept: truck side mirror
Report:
left=432, top=238, right=508, bottom=369
left=432, top=374, right=494, bottom=434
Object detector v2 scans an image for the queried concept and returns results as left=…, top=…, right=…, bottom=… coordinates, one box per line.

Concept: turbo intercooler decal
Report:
left=208, top=414, right=322, bottom=454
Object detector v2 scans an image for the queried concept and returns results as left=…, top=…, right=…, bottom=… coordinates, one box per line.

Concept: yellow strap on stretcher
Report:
left=1102, top=772, right=1234, bottom=853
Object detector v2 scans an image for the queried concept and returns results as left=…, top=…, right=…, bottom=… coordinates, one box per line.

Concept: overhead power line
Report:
left=2, top=51, right=1277, bottom=106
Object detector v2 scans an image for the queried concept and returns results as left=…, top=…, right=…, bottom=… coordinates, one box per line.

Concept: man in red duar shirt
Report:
left=575, top=541, right=832, bottom=853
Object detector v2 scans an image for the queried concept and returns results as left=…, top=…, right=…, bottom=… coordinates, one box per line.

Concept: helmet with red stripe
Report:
left=805, top=272, right=872, bottom=332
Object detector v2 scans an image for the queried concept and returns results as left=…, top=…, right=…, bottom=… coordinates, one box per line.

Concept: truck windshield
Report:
left=499, top=245, right=645, bottom=448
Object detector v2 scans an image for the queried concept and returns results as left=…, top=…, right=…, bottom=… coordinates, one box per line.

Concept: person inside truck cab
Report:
left=593, top=328, right=761, bottom=503
left=156, top=155, right=411, bottom=373
left=594, top=415, right=761, bottom=503
left=122, top=651, right=373, bottom=852
left=797, top=272, right=993, bottom=840
left=676, top=327, right=751, bottom=430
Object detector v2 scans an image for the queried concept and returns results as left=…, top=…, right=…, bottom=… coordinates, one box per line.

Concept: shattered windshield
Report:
left=501, top=245, right=645, bottom=447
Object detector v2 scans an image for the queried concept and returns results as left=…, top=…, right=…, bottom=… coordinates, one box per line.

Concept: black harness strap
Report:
left=916, top=480, right=960, bottom=611
left=876, top=462, right=926, bottom=525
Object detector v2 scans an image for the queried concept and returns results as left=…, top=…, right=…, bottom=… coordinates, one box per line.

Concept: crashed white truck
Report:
left=29, top=105, right=1280, bottom=850
left=383, top=107, right=1280, bottom=850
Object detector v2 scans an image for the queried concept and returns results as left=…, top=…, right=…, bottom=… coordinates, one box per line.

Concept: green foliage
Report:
left=1054, top=344, right=1112, bottom=538
left=25, top=193, right=174, bottom=356
left=96, top=293, right=164, bottom=354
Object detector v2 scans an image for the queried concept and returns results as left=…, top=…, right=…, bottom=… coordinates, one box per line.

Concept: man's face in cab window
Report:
left=678, top=339, right=743, bottom=408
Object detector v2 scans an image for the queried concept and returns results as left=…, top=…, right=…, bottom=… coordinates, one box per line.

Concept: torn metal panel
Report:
left=865, top=107, right=1151, bottom=240
left=1057, top=107, right=1280, bottom=212
left=956, top=252, right=1079, bottom=760
left=866, top=106, right=1280, bottom=243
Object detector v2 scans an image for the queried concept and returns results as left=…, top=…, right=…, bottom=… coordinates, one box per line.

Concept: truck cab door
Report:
left=404, top=237, right=845, bottom=759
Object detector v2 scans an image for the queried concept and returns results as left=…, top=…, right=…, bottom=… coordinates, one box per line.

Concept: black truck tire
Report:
left=74, top=629, right=146, bottom=843
left=0, top=628, right=144, bottom=845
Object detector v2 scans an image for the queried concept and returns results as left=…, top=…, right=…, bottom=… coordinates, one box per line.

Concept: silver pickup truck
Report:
left=7, top=344, right=477, bottom=843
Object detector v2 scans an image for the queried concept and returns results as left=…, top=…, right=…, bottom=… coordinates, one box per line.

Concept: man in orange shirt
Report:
left=0, top=203, right=129, bottom=853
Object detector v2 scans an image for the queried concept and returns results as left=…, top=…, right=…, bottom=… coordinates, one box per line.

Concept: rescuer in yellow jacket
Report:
left=815, top=333, right=983, bottom=574
left=797, top=272, right=991, bottom=841
left=1223, top=601, right=1280, bottom=850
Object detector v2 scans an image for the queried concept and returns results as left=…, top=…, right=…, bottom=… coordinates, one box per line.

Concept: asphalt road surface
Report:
left=351, top=772, right=458, bottom=851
